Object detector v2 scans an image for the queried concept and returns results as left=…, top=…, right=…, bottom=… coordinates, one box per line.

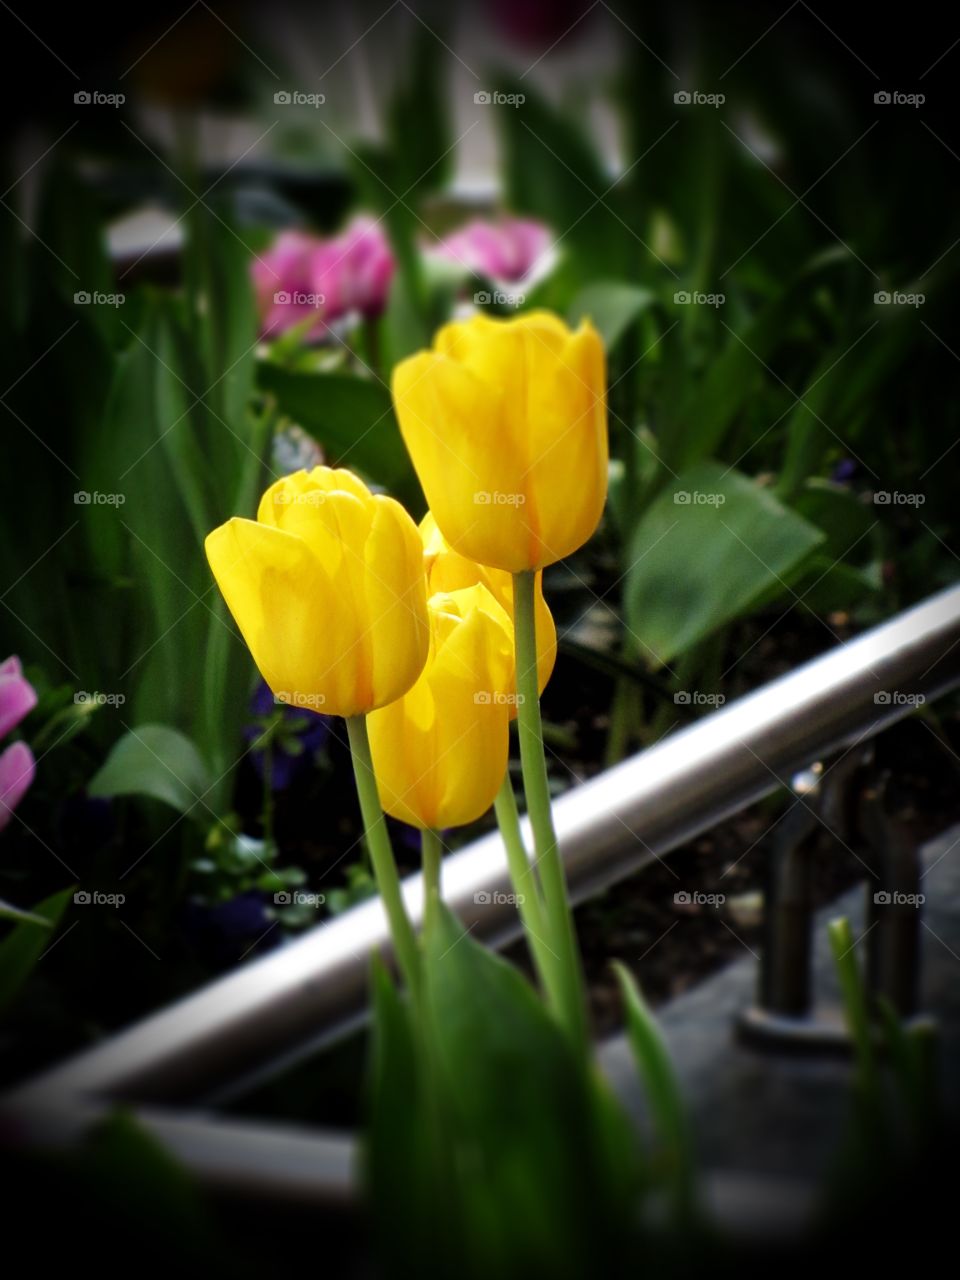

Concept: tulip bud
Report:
left=205, top=468, right=429, bottom=719
left=393, top=311, right=607, bottom=572
left=367, top=585, right=514, bottom=830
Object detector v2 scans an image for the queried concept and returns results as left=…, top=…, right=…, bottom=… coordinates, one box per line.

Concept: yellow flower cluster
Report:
left=206, top=311, right=606, bottom=830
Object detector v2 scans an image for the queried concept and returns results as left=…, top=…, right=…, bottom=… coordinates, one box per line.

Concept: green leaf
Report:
left=613, top=961, right=695, bottom=1221
left=672, top=249, right=854, bottom=469
left=78, top=1110, right=223, bottom=1260
left=36, top=164, right=120, bottom=348
left=766, top=480, right=881, bottom=611
left=498, top=81, right=627, bottom=278
left=0, top=888, right=72, bottom=1013
left=624, top=462, right=824, bottom=666
left=365, top=957, right=438, bottom=1264
left=828, top=917, right=883, bottom=1110
left=419, top=905, right=637, bottom=1274
left=568, top=281, right=655, bottom=351
left=257, top=363, right=416, bottom=499
left=787, top=559, right=880, bottom=613
left=88, top=724, right=211, bottom=815
left=385, top=25, right=452, bottom=201
left=0, top=898, right=52, bottom=926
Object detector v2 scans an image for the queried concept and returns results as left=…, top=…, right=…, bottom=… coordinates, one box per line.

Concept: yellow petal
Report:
left=367, top=585, right=512, bottom=829
left=526, top=322, right=608, bottom=566
left=205, top=518, right=360, bottom=715
left=419, top=513, right=557, bottom=699
left=363, top=496, right=430, bottom=710
left=396, top=314, right=607, bottom=572
left=393, top=352, right=530, bottom=572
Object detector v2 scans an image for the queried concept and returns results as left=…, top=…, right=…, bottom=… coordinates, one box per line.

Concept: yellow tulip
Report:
left=419, top=512, right=557, bottom=700
left=367, top=585, right=514, bottom=829
left=392, top=310, right=607, bottom=573
left=205, top=467, right=429, bottom=718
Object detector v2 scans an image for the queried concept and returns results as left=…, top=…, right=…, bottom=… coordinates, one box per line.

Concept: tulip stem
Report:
left=346, top=715, right=421, bottom=1000
left=420, top=828, right=443, bottom=941
left=494, top=775, right=563, bottom=1008
left=512, top=570, right=588, bottom=1055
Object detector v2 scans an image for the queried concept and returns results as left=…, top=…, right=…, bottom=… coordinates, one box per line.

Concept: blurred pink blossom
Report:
left=252, top=217, right=395, bottom=340
left=315, top=216, right=395, bottom=321
left=251, top=230, right=325, bottom=339
left=0, top=655, right=36, bottom=739
left=0, top=656, right=36, bottom=832
left=431, top=216, right=552, bottom=283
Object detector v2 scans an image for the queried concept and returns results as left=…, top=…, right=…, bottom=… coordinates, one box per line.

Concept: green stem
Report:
left=828, top=917, right=882, bottom=1102
left=362, top=314, right=383, bottom=383
left=346, top=715, right=421, bottom=999
left=262, top=735, right=275, bottom=853
left=513, top=570, right=588, bottom=1054
left=420, top=828, right=443, bottom=941
left=494, top=775, right=562, bottom=1006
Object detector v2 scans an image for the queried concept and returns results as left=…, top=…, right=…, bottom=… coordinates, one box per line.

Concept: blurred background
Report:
left=0, top=0, right=958, bottom=1122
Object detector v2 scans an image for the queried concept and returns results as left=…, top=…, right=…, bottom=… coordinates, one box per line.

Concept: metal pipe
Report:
left=761, top=798, right=817, bottom=1017
left=5, top=584, right=960, bottom=1119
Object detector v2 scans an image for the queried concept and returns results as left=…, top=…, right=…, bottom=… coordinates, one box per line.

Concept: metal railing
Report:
left=4, top=584, right=960, bottom=1167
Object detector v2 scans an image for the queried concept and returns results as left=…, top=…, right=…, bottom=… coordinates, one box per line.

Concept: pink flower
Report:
left=316, top=216, right=395, bottom=322
left=0, top=655, right=36, bottom=739
left=252, top=217, right=395, bottom=340
left=251, top=230, right=326, bottom=340
left=0, top=742, right=35, bottom=833
left=431, top=216, right=552, bottom=283
left=0, top=656, right=36, bottom=832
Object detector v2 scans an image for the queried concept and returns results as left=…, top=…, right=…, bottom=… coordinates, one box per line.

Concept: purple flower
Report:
left=431, top=216, right=553, bottom=283
left=252, top=216, right=395, bottom=341
left=183, top=890, right=277, bottom=967
left=244, top=680, right=331, bottom=791
left=0, top=656, right=36, bottom=833
left=831, top=458, right=858, bottom=485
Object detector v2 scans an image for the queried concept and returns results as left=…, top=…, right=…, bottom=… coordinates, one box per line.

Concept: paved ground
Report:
left=597, top=823, right=960, bottom=1234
